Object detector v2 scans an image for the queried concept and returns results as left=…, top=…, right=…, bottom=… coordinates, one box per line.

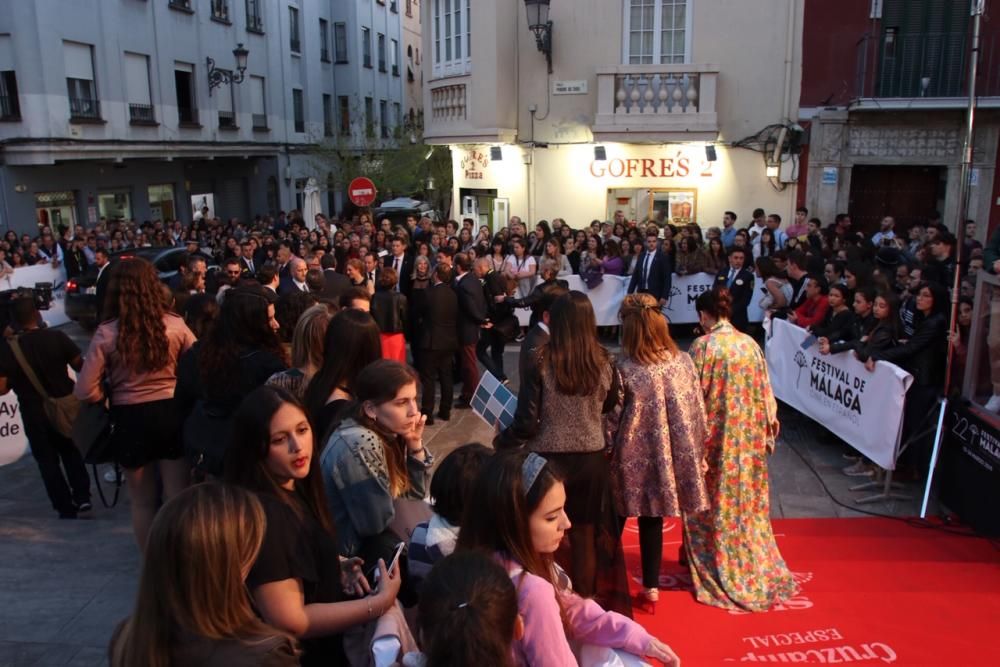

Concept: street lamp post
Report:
left=524, top=0, right=553, bottom=73
left=207, top=43, right=249, bottom=95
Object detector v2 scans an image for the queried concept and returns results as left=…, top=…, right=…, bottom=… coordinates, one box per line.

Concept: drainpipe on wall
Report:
left=0, top=167, right=10, bottom=233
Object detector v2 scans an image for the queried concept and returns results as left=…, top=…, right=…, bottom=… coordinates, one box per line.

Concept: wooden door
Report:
left=848, top=165, right=942, bottom=236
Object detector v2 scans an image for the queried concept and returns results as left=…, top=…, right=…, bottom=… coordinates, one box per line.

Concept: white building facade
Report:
left=0, top=0, right=411, bottom=234
left=422, top=0, right=804, bottom=232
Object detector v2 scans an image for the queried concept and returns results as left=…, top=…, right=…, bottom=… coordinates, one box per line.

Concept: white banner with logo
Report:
left=0, top=393, right=28, bottom=466
left=513, top=272, right=765, bottom=326
left=765, top=318, right=913, bottom=470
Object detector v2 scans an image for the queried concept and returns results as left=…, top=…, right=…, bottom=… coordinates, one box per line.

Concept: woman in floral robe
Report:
left=682, top=288, right=798, bottom=611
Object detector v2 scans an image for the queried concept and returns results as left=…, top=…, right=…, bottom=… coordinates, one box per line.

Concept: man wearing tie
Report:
left=383, top=237, right=414, bottom=296
left=239, top=240, right=256, bottom=278
left=362, top=254, right=380, bottom=295
left=714, top=247, right=754, bottom=332
left=627, top=229, right=673, bottom=305
left=278, top=257, right=310, bottom=295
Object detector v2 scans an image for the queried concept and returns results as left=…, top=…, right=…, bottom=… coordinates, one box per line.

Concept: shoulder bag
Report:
left=8, top=337, right=79, bottom=439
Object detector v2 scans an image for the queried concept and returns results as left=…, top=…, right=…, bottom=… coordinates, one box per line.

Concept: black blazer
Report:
left=321, top=269, right=352, bottom=302
left=455, top=271, right=488, bottom=346
left=418, top=282, right=459, bottom=351
left=239, top=257, right=257, bottom=278
left=714, top=267, right=754, bottom=328
left=627, top=250, right=673, bottom=301
left=872, top=311, right=947, bottom=387
left=383, top=253, right=415, bottom=296
left=508, top=278, right=569, bottom=329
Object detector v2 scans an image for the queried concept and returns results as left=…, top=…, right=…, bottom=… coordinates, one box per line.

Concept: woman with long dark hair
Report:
left=320, top=360, right=433, bottom=565
left=866, top=281, right=949, bottom=475
left=109, top=484, right=298, bottom=667
left=176, top=284, right=287, bottom=476
left=457, top=450, right=680, bottom=666
left=76, top=259, right=197, bottom=551
left=496, top=291, right=627, bottom=612
left=225, top=386, right=402, bottom=666
left=303, top=309, right=382, bottom=438
left=682, top=288, right=797, bottom=611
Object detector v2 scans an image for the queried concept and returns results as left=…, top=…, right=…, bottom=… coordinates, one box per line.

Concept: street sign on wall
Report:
left=348, top=177, right=377, bottom=207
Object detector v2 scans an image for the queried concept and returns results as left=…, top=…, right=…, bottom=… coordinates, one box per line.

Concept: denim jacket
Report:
left=320, top=419, right=433, bottom=557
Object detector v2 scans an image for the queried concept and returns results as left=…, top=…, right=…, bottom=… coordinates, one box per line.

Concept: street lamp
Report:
left=524, top=0, right=553, bottom=73
left=207, top=43, right=249, bottom=95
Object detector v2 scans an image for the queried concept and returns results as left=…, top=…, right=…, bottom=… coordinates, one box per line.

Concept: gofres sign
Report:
left=589, top=149, right=715, bottom=179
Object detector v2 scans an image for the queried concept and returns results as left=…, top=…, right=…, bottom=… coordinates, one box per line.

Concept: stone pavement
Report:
left=0, top=329, right=941, bottom=666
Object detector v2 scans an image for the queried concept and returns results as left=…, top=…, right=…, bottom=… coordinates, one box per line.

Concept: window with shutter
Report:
left=877, top=0, right=969, bottom=97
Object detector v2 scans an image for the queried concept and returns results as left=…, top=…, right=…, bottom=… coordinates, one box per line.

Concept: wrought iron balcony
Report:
left=69, top=97, right=101, bottom=120
left=218, top=110, right=237, bottom=129
left=129, top=103, right=155, bottom=124
left=854, top=31, right=1000, bottom=103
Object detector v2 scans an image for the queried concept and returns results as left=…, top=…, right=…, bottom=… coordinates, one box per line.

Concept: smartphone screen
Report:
left=371, top=542, right=406, bottom=586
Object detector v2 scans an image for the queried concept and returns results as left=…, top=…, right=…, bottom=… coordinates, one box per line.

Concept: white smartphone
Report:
left=372, top=542, right=405, bottom=586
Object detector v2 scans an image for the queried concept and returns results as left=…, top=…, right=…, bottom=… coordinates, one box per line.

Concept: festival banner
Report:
left=765, top=318, right=913, bottom=470
left=512, top=272, right=764, bottom=326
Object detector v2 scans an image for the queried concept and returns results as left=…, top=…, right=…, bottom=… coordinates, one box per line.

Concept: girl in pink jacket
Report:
left=457, top=450, right=680, bottom=666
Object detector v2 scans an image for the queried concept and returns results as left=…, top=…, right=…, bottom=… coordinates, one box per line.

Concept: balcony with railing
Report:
left=128, top=103, right=155, bottom=125
left=218, top=110, right=237, bottom=129
left=424, top=77, right=518, bottom=144
left=69, top=97, right=101, bottom=121
left=854, top=31, right=1000, bottom=108
left=593, top=64, right=719, bottom=141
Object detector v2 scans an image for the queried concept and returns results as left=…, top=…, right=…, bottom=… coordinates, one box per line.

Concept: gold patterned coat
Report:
left=607, top=353, right=710, bottom=517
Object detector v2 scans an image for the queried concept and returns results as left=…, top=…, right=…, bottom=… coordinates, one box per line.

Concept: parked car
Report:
left=372, top=198, right=441, bottom=229
left=65, top=247, right=215, bottom=327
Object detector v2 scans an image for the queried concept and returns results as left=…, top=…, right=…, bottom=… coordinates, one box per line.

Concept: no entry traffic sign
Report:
left=348, top=177, right=377, bottom=207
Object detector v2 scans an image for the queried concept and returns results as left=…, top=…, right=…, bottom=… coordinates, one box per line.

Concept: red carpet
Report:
left=622, top=517, right=1000, bottom=666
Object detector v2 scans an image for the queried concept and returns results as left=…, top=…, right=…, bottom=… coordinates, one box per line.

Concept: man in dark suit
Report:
left=239, top=240, right=257, bottom=278
left=418, top=263, right=459, bottom=424
left=93, top=248, right=112, bottom=322
left=518, top=283, right=568, bottom=381
left=714, top=246, right=754, bottom=332
left=278, top=258, right=310, bottom=296
left=477, top=257, right=516, bottom=384
left=502, top=259, right=570, bottom=329
left=382, top=237, right=414, bottom=296
left=628, top=229, right=674, bottom=305
left=320, top=253, right=351, bottom=302
left=454, top=253, right=490, bottom=408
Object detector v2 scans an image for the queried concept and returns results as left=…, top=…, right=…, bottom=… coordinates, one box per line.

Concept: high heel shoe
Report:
left=640, top=587, right=659, bottom=613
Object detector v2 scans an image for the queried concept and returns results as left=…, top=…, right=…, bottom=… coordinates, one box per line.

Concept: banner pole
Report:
left=921, top=397, right=949, bottom=518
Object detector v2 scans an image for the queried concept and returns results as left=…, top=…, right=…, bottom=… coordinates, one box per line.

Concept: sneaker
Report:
left=984, top=395, right=1000, bottom=413
left=843, top=460, right=873, bottom=477
left=103, top=469, right=118, bottom=483
left=515, top=333, right=525, bottom=342
left=74, top=501, right=93, bottom=513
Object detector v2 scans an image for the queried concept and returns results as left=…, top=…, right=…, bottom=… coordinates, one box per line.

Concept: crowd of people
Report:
left=0, top=201, right=990, bottom=665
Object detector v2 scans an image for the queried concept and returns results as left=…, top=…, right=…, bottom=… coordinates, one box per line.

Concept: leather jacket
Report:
left=370, top=290, right=408, bottom=335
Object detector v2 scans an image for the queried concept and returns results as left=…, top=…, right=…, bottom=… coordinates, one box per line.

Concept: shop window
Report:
left=148, top=184, right=176, bottom=220
left=35, top=191, right=77, bottom=230
left=98, top=191, right=132, bottom=221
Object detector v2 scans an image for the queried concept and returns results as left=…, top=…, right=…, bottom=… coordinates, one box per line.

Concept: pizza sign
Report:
left=461, top=150, right=490, bottom=180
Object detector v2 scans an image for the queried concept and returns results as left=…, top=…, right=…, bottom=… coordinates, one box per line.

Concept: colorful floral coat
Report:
left=682, top=321, right=798, bottom=611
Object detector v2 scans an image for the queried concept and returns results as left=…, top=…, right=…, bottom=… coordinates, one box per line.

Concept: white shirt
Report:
left=293, top=279, right=308, bottom=292
left=642, top=252, right=654, bottom=289
left=391, top=254, right=404, bottom=290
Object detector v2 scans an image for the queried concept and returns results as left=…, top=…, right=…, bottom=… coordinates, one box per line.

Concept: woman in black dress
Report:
left=225, top=386, right=402, bottom=667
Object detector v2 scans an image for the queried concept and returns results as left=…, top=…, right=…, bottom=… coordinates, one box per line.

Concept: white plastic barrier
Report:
left=512, top=272, right=765, bottom=326
left=765, top=318, right=912, bottom=470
